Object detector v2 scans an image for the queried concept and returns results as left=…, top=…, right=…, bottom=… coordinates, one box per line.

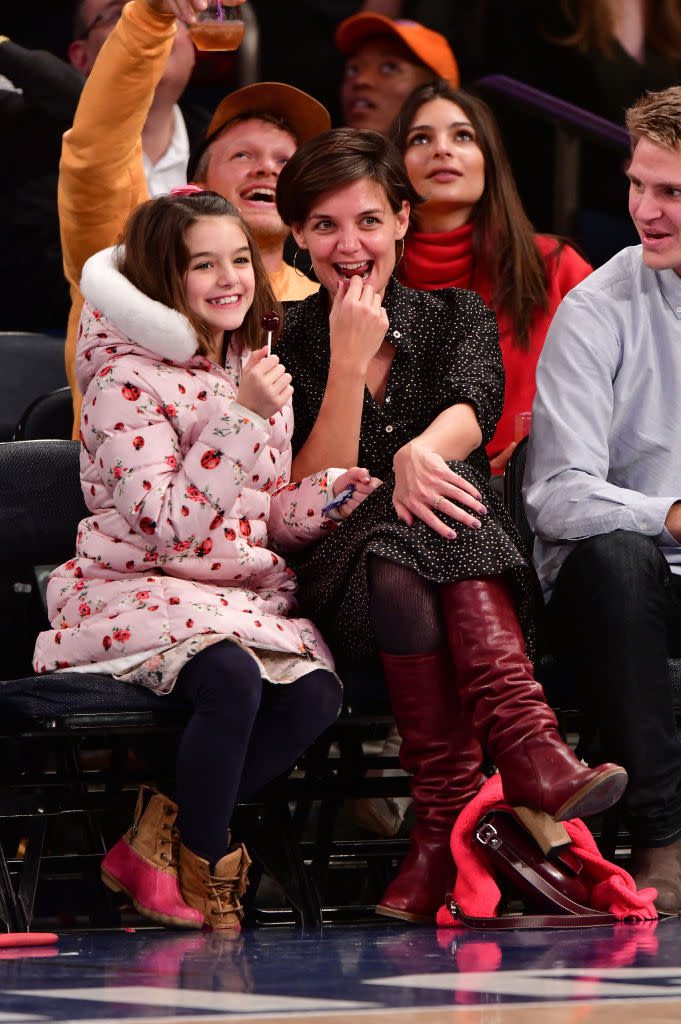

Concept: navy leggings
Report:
left=174, top=640, right=342, bottom=865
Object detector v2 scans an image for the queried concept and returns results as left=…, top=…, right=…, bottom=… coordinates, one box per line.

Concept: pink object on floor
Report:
left=436, top=774, right=658, bottom=926
left=0, top=933, right=58, bottom=947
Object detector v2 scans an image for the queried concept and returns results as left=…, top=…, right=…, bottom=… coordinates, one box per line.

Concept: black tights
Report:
left=174, top=640, right=342, bottom=865
left=368, top=555, right=444, bottom=654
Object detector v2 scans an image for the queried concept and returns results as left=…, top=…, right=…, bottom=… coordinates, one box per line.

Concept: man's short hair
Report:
left=626, top=86, right=681, bottom=151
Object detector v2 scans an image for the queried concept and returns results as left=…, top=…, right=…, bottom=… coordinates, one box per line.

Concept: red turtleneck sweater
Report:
left=400, top=223, right=591, bottom=467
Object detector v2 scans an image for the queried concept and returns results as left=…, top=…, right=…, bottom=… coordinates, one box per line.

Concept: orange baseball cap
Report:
left=205, top=82, right=331, bottom=147
left=335, top=13, right=459, bottom=85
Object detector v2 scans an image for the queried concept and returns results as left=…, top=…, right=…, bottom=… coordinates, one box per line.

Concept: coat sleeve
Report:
left=84, top=366, right=272, bottom=545
left=524, top=289, right=677, bottom=541
left=267, top=468, right=346, bottom=551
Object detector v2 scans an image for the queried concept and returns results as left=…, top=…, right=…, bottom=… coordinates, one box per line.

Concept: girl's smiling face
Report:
left=292, top=178, right=409, bottom=297
left=184, top=215, right=256, bottom=349
left=403, top=97, right=485, bottom=232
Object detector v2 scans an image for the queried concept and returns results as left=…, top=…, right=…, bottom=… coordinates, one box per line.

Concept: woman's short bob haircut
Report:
left=276, top=127, right=422, bottom=227
left=117, top=190, right=282, bottom=356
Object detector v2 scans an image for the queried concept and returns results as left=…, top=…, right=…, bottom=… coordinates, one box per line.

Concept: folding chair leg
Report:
left=0, top=836, right=23, bottom=931
left=246, top=802, right=322, bottom=929
left=16, top=816, right=47, bottom=931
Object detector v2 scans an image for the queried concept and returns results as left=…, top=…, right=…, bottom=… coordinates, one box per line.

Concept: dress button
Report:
left=393, top=330, right=401, bottom=338
left=385, top=424, right=394, bottom=433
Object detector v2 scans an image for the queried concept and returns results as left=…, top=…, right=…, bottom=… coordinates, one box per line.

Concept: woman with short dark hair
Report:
left=274, top=127, right=626, bottom=925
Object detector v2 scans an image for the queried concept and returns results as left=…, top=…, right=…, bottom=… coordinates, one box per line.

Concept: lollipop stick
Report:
left=267, top=331, right=273, bottom=356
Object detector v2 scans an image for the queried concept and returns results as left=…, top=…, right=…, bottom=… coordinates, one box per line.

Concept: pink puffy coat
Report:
left=33, top=247, right=340, bottom=691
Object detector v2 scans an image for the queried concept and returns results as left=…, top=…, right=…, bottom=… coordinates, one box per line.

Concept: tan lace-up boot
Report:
left=178, top=842, right=252, bottom=930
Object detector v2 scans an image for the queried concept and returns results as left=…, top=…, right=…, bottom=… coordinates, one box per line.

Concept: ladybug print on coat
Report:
left=33, top=247, right=344, bottom=693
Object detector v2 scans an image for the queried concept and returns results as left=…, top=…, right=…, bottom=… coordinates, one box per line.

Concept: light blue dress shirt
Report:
left=524, top=244, right=681, bottom=597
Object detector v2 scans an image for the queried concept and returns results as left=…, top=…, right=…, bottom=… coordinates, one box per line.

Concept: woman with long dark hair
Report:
left=391, top=80, right=591, bottom=474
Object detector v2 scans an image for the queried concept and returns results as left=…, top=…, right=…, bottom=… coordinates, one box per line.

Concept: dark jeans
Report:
left=174, top=640, right=342, bottom=865
left=546, top=530, right=681, bottom=846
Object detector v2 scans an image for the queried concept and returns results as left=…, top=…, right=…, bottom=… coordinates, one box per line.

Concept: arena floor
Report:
left=2, top=918, right=680, bottom=1024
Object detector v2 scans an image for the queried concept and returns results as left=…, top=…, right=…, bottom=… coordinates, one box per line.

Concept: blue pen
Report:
left=322, top=485, right=355, bottom=515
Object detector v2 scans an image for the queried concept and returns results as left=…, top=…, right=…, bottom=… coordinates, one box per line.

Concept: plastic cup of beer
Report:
left=514, top=411, right=533, bottom=444
left=190, top=2, right=245, bottom=51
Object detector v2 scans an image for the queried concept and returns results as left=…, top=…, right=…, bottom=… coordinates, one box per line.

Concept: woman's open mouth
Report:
left=333, top=260, right=373, bottom=281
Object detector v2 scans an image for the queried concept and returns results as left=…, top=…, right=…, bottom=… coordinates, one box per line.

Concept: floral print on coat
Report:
left=33, top=247, right=342, bottom=692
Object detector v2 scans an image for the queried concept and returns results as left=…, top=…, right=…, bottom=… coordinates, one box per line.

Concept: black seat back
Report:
left=503, top=435, right=532, bottom=552
left=14, top=387, right=74, bottom=442
left=0, top=440, right=86, bottom=570
left=0, top=333, right=68, bottom=442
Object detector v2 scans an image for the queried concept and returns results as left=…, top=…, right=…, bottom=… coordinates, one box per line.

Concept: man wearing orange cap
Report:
left=60, top=0, right=330, bottom=431
left=336, top=12, right=458, bottom=134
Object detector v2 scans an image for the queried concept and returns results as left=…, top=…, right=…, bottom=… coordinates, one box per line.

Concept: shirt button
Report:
left=393, top=330, right=401, bottom=338
left=677, top=307, right=681, bottom=314
left=385, top=424, right=394, bottom=433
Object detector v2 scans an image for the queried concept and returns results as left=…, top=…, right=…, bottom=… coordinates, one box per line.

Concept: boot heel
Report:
left=101, top=869, right=124, bottom=894
left=513, top=806, right=571, bottom=856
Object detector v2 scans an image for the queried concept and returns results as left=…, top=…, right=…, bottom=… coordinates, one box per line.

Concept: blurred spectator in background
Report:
left=481, top=0, right=681, bottom=265
left=0, top=0, right=202, bottom=332
left=336, top=12, right=458, bottom=133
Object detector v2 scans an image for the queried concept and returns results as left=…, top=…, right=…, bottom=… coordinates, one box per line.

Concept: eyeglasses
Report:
left=79, top=3, right=125, bottom=39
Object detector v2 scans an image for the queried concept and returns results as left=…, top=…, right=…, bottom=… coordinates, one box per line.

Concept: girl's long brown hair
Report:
left=392, top=81, right=554, bottom=351
left=118, top=191, right=282, bottom=356
left=556, top=0, right=681, bottom=62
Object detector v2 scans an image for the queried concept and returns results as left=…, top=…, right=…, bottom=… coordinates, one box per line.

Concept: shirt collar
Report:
left=656, top=266, right=681, bottom=320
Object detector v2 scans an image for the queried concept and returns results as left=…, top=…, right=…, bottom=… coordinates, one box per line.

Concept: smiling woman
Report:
left=274, top=127, right=627, bottom=927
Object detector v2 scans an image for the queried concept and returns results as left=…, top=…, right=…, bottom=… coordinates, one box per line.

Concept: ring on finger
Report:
left=432, top=495, right=443, bottom=514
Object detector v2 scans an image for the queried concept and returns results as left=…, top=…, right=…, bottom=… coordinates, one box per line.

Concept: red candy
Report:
left=261, top=311, right=280, bottom=331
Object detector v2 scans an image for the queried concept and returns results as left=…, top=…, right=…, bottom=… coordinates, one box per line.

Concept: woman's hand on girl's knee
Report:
left=333, top=467, right=383, bottom=519
left=392, top=442, right=488, bottom=539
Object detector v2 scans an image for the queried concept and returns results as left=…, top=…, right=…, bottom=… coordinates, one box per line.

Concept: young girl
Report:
left=33, top=188, right=377, bottom=930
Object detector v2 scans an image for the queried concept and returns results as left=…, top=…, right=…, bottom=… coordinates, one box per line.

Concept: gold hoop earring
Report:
left=395, top=237, right=405, bottom=267
left=292, top=247, right=307, bottom=278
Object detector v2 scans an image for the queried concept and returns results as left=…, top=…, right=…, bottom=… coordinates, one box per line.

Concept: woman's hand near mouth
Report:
left=329, top=274, right=389, bottom=376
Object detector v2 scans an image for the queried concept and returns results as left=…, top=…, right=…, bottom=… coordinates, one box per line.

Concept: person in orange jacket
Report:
left=60, top=0, right=330, bottom=433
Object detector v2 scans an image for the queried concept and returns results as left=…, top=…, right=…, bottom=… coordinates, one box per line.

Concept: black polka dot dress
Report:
left=276, top=278, right=539, bottom=666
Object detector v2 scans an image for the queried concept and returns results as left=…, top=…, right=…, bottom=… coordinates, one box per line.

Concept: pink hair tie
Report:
left=168, top=184, right=206, bottom=197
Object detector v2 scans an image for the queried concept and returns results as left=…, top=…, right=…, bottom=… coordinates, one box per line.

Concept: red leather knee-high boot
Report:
left=441, top=577, right=627, bottom=850
left=376, top=649, right=486, bottom=924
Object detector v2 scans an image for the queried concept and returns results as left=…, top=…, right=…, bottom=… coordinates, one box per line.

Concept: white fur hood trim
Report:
left=80, top=246, right=198, bottom=363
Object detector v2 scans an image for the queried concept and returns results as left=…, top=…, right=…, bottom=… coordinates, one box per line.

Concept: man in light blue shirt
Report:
left=525, top=85, right=681, bottom=915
